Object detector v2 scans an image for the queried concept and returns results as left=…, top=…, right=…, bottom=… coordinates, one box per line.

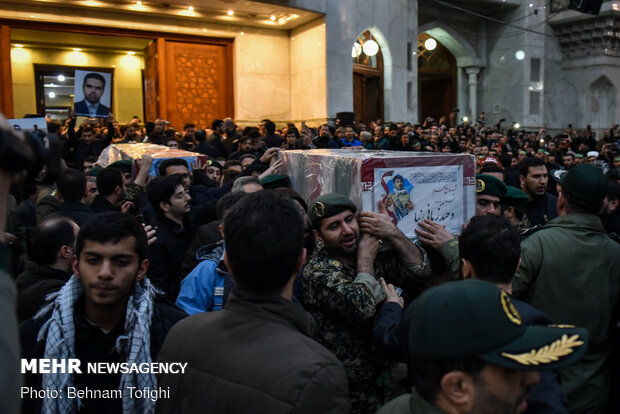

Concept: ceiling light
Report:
left=73, top=48, right=82, bottom=52
left=58, top=75, right=65, bottom=81
left=362, top=39, right=379, bottom=57
left=424, top=38, right=437, bottom=51
left=48, top=92, right=56, bottom=98
left=187, top=5, right=194, bottom=11
left=227, top=10, right=234, bottom=16
left=13, top=44, right=24, bottom=48
left=127, top=51, right=136, bottom=55
left=515, top=50, right=525, bottom=60
left=240, top=32, right=245, bottom=35
left=270, top=15, right=276, bottom=21
left=136, top=0, right=142, bottom=4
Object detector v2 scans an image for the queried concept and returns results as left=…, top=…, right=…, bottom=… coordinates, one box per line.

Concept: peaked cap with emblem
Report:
left=476, top=174, right=507, bottom=199
left=407, top=279, right=588, bottom=371
left=308, top=193, right=357, bottom=228
left=551, top=164, right=609, bottom=207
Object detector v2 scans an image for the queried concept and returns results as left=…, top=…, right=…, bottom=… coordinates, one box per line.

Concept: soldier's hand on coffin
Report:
left=415, top=219, right=454, bottom=249
left=359, top=201, right=399, bottom=240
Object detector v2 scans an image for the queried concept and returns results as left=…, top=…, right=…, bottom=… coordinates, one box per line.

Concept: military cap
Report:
left=308, top=193, right=357, bottom=228
left=407, top=279, right=588, bottom=370
left=87, top=166, right=103, bottom=177
left=476, top=174, right=507, bottom=198
left=108, top=160, right=132, bottom=174
left=260, top=174, right=290, bottom=190
left=502, top=185, right=529, bottom=210
left=207, top=159, right=223, bottom=171
left=551, top=164, right=609, bottom=206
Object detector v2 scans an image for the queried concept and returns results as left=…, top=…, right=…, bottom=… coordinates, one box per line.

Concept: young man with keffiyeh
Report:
left=20, top=212, right=186, bottom=414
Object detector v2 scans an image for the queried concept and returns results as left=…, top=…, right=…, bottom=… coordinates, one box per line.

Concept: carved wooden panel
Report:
left=164, top=41, right=232, bottom=130
left=143, top=40, right=158, bottom=123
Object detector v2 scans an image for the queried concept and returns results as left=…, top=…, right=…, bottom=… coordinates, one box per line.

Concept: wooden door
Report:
left=142, top=38, right=233, bottom=129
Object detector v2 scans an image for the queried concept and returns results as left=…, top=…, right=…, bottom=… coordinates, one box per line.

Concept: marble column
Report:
left=457, top=67, right=466, bottom=120
left=465, top=66, right=481, bottom=121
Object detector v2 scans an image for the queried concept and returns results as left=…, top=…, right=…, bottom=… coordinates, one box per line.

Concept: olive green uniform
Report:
left=377, top=389, right=448, bottom=414
left=512, top=214, right=620, bottom=414
left=303, top=246, right=429, bottom=414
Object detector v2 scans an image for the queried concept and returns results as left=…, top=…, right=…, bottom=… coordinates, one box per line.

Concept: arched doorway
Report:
left=417, top=33, right=456, bottom=123
left=352, top=31, right=384, bottom=126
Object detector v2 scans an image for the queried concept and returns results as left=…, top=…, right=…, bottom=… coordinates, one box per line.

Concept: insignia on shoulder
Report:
left=313, top=201, right=327, bottom=218
left=520, top=224, right=544, bottom=240
left=475, top=179, right=485, bottom=193
left=501, top=334, right=584, bottom=366
left=500, top=291, right=522, bottom=326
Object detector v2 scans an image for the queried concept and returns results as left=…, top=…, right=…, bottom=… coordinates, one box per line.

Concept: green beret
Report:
left=260, top=174, right=290, bottom=190
left=476, top=174, right=507, bottom=198
left=308, top=193, right=357, bottom=228
left=108, top=160, right=132, bottom=174
left=407, top=279, right=588, bottom=370
left=552, top=164, right=608, bottom=206
left=502, top=185, right=529, bottom=210
left=87, top=166, right=103, bottom=177
left=207, top=159, right=223, bottom=171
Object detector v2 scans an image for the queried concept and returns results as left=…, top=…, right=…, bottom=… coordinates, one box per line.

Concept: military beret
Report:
left=502, top=185, right=529, bottom=210
left=552, top=164, right=609, bottom=206
left=260, top=174, right=290, bottom=190
left=308, top=193, right=357, bottom=228
left=207, top=159, right=223, bottom=171
left=87, top=166, right=103, bottom=177
left=407, top=279, right=588, bottom=371
left=476, top=174, right=507, bottom=199
left=108, top=160, right=132, bottom=174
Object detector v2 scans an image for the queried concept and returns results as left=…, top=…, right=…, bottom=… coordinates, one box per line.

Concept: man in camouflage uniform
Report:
left=303, top=193, right=430, bottom=413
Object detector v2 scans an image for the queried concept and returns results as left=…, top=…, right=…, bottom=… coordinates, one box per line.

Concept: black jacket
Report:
left=57, top=201, right=95, bottom=227
left=90, top=194, right=119, bottom=214
left=15, top=261, right=71, bottom=322
left=525, top=193, right=558, bottom=227
left=20, top=296, right=186, bottom=414
left=147, top=214, right=196, bottom=301
left=156, top=289, right=351, bottom=413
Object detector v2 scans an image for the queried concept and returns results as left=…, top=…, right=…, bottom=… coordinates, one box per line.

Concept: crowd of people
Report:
left=1, top=109, right=620, bottom=414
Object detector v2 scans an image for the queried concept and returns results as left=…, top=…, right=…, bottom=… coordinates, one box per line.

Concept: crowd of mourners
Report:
left=1, top=108, right=620, bottom=414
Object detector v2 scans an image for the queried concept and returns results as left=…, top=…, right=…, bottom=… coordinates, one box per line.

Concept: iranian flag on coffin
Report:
left=280, top=149, right=476, bottom=241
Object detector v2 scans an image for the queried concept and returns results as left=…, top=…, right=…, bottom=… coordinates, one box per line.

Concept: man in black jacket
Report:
left=520, top=157, right=557, bottom=226
left=56, top=168, right=94, bottom=227
left=16, top=216, right=78, bottom=321
left=157, top=191, right=351, bottom=413
left=146, top=174, right=195, bottom=301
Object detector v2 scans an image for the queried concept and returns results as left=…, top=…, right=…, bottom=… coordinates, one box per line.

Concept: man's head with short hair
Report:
left=212, top=119, right=224, bottom=133
left=262, top=120, right=276, bottom=135
left=147, top=174, right=190, bottom=217
left=600, top=180, right=620, bottom=217
left=96, top=167, right=124, bottom=198
left=82, top=73, right=105, bottom=105
left=223, top=191, right=305, bottom=295
left=519, top=157, right=548, bottom=198
left=231, top=176, right=263, bottom=193
left=459, top=215, right=520, bottom=285
left=74, top=212, right=149, bottom=312
left=57, top=168, right=87, bottom=203
left=29, top=216, right=79, bottom=270
left=81, top=126, right=96, bottom=144
left=158, top=158, right=190, bottom=187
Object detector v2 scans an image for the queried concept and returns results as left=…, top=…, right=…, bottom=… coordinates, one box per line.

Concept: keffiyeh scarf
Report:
left=36, top=275, right=158, bottom=414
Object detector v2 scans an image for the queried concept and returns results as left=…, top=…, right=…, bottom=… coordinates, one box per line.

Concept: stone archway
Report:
left=351, top=27, right=393, bottom=125
left=418, top=23, right=483, bottom=123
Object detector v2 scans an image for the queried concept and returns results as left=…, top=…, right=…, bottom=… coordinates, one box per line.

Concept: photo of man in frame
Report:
left=74, top=71, right=111, bottom=117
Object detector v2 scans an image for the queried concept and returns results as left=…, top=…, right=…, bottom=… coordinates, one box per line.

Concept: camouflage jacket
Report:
left=302, top=246, right=429, bottom=412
